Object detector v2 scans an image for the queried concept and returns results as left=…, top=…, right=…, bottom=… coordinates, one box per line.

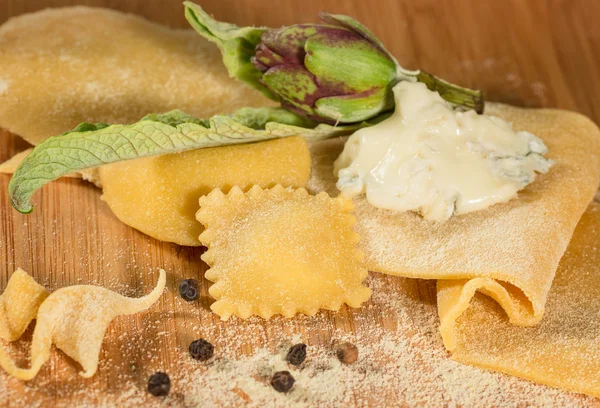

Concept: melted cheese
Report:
left=334, top=82, right=552, bottom=222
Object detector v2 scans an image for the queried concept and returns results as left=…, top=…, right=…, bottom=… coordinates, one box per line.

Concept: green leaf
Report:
left=65, top=122, right=111, bottom=134
left=228, top=106, right=317, bottom=129
left=142, top=110, right=209, bottom=127
left=8, top=108, right=366, bottom=214
left=183, top=1, right=275, bottom=100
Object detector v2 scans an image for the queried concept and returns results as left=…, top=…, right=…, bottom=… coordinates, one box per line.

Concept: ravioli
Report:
left=196, top=185, right=371, bottom=320
left=99, top=137, right=311, bottom=246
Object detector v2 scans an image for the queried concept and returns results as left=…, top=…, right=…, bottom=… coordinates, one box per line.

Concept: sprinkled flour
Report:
left=1, top=106, right=598, bottom=406
left=0, top=272, right=593, bottom=407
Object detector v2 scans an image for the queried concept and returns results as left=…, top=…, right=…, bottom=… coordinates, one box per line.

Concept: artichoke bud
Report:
left=184, top=1, right=484, bottom=124
left=252, top=21, right=398, bottom=123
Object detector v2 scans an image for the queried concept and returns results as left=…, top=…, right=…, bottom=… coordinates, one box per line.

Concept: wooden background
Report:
left=1, top=0, right=600, bottom=406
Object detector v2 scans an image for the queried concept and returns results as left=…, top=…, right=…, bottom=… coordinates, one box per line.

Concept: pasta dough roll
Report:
left=99, top=137, right=311, bottom=246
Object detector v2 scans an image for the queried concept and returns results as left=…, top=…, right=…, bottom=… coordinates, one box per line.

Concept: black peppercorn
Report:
left=270, top=371, right=295, bottom=393
left=285, top=343, right=307, bottom=366
left=179, top=279, right=199, bottom=301
left=189, top=338, right=214, bottom=361
left=336, top=342, right=358, bottom=364
left=147, top=372, right=171, bottom=397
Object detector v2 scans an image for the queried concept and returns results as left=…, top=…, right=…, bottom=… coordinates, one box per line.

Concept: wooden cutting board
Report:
left=1, top=0, right=599, bottom=406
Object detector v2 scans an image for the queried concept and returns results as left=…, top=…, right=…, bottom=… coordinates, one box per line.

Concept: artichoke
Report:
left=184, top=2, right=483, bottom=124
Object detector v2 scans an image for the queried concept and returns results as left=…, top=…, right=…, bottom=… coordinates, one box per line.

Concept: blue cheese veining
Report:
left=334, top=81, right=552, bottom=222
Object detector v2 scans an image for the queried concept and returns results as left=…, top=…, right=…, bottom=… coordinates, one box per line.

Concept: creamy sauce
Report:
left=334, top=81, right=552, bottom=222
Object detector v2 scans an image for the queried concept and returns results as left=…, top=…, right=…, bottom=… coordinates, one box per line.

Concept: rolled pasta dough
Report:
left=100, top=137, right=311, bottom=246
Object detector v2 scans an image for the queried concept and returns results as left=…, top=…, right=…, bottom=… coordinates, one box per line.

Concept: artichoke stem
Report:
left=416, top=71, right=484, bottom=114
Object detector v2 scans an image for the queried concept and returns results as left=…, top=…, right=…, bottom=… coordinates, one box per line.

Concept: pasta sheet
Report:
left=0, top=7, right=270, bottom=146
left=308, top=104, right=600, bottom=392
left=438, top=202, right=600, bottom=396
left=0, top=149, right=100, bottom=186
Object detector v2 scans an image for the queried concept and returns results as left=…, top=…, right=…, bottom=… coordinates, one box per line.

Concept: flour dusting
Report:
left=0, top=79, right=10, bottom=96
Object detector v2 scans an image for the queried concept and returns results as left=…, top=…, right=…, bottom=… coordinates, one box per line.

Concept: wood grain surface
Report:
left=1, top=0, right=600, bottom=406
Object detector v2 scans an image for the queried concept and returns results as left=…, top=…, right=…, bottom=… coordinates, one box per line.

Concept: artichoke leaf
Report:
left=8, top=108, right=365, bottom=214
left=261, top=66, right=320, bottom=116
left=318, top=12, right=418, bottom=80
left=304, top=32, right=397, bottom=91
left=183, top=1, right=274, bottom=99
left=315, top=87, right=393, bottom=123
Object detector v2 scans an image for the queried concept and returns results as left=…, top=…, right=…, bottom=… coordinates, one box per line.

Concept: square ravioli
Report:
left=196, top=185, right=371, bottom=320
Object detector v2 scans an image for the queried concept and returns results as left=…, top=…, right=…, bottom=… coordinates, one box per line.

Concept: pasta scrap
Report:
left=0, top=150, right=34, bottom=176
left=196, top=185, right=372, bottom=320
left=0, top=269, right=49, bottom=342
left=0, top=269, right=166, bottom=380
left=0, top=149, right=101, bottom=186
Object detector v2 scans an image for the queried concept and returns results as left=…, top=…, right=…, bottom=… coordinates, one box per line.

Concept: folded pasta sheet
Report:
left=0, top=149, right=101, bottom=185
left=0, top=7, right=271, bottom=146
left=309, top=104, right=600, bottom=335
left=437, top=202, right=600, bottom=396
left=0, top=150, right=33, bottom=175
